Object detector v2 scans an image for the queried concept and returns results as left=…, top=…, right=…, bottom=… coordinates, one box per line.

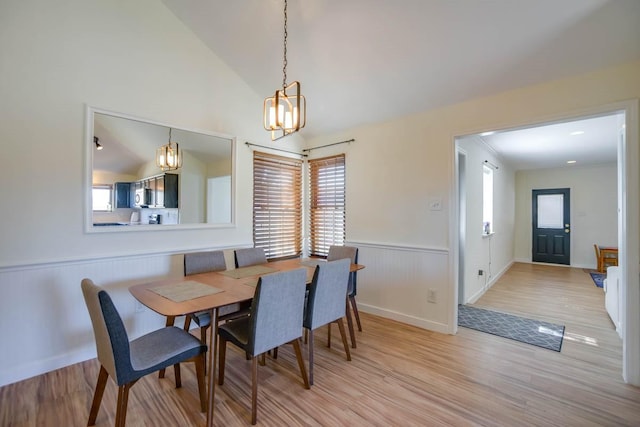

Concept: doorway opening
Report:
left=452, top=100, right=639, bottom=385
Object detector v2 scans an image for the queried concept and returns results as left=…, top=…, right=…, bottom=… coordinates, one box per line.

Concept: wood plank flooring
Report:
left=1, top=262, right=640, bottom=426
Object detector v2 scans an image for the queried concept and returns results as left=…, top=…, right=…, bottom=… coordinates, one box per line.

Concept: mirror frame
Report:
left=84, top=105, right=236, bottom=233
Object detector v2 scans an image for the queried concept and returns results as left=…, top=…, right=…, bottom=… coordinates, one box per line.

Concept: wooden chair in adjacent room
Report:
left=81, top=278, right=207, bottom=427
left=234, top=247, right=267, bottom=268
left=327, top=245, right=361, bottom=348
left=217, top=268, right=310, bottom=425
left=303, top=258, right=352, bottom=385
left=594, top=244, right=618, bottom=273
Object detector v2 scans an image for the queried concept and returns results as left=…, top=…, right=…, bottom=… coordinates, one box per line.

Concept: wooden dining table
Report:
left=129, top=257, right=364, bottom=427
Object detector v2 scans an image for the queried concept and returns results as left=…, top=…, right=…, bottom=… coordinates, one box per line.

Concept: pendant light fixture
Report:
left=263, top=0, right=306, bottom=141
left=156, top=127, right=182, bottom=171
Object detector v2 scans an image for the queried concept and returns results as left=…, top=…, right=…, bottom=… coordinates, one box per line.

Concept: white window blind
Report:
left=253, top=151, right=302, bottom=259
left=309, top=154, right=346, bottom=257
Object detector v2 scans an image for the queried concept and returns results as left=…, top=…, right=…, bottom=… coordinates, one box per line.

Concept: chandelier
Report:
left=263, top=0, right=306, bottom=141
left=156, top=127, right=182, bottom=171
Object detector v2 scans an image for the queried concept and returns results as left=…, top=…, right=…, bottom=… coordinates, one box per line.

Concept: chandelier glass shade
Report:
left=156, top=128, right=182, bottom=171
left=264, top=81, right=306, bottom=140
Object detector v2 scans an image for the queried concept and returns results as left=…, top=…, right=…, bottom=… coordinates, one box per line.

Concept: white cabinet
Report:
left=604, top=266, right=622, bottom=337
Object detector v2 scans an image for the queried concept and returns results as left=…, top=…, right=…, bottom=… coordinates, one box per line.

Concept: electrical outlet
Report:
left=427, top=289, right=437, bottom=303
left=478, top=269, right=484, bottom=276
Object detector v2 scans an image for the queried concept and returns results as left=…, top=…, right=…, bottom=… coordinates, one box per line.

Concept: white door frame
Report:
left=449, top=99, right=640, bottom=385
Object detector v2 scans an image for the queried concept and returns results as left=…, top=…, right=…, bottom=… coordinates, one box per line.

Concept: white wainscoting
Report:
left=0, top=242, right=452, bottom=386
left=348, top=241, right=452, bottom=334
left=0, top=249, right=234, bottom=387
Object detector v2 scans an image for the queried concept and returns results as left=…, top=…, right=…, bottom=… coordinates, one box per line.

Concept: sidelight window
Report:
left=482, top=165, right=493, bottom=235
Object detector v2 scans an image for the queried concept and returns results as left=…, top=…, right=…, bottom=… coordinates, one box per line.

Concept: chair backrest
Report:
left=593, top=244, right=600, bottom=260
left=248, top=268, right=307, bottom=356
left=304, top=259, right=351, bottom=330
left=81, top=278, right=132, bottom=385
left=327, top=245, right=358, bottom=295
left=327, top=245, right=358, bottom=263
left=235, top=247, right=267, bottom=268
left=184, top=250, right=227, bottom=276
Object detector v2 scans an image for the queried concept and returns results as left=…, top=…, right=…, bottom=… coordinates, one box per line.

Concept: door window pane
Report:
left=537, top=194, right=563, bottom=228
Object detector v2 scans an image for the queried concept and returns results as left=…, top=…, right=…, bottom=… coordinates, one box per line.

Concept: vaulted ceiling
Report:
left=161, top=0, right=640, bottom=168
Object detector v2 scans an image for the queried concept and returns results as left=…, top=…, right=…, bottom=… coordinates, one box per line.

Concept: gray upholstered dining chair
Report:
left=217, top=268, right=310, bottom=425
left=158, top=250, right=227, bottom=380
left=304, top=258, right=352, bottom=385
left=327, top=245, right=361, bottom=347
left=182, top=250, right=230, bottom=343
left=181, top=250, right=252, bottom=375
left=81, top=278, right=207, bottom=427
left=234, top=247, right=267, bottom=268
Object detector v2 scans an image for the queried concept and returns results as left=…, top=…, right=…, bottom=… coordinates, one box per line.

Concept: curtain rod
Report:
left=245, top=142, right=307, bottom=157
left=484, top=160, right=499, bottom=170
left=302, top=138, right=355, bottom=153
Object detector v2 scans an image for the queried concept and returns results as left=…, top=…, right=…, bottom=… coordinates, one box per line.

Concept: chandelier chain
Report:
left=282, top=0, right=288, bottom=90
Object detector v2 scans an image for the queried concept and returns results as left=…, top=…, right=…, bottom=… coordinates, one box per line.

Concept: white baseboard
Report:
left=358, top=303, right=450, bottom=335
left=466, top=261, right=513, bottom=304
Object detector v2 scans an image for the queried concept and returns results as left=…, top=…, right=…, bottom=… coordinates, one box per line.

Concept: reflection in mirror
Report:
left=87, top=107, right=235, bottom=231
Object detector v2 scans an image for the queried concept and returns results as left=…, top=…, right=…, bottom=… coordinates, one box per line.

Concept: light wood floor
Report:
left=2, top=262, right=640, bottom=426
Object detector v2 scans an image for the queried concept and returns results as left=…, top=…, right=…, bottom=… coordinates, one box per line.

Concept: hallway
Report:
left=470, top=262, right=622, bottom=369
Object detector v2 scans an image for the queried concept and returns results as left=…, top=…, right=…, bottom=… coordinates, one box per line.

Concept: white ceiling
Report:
left=161, top=0, right=640, bottom=167
left=476, top=113, right=623, bottom=170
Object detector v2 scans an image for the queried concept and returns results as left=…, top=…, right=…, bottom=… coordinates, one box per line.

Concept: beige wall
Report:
left=0, top=0, right=304, bottom=385
left=0, top=0, right=304, bottom=268
left=306, top=59, right=639, bottom=335
left=457, top=136, right=516, bottom=304
left=0, top=0, right=638, bottom=386
left=515, top=164, right=618, bottom=267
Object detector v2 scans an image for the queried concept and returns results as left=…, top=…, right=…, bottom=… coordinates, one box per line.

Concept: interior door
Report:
left=532, top=188, right=570, bottom=265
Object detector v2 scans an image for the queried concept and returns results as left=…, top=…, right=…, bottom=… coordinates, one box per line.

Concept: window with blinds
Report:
left=253, top=151, right=303, bottom=259
left=309, top=154, right=346, bottom=257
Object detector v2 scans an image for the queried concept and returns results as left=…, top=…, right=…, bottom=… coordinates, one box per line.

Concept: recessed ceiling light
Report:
left=480, top=131, right=495, bottom=136
left=567, top=160, right=577, bottom=164
left=570, top=131, right=584, bottom=136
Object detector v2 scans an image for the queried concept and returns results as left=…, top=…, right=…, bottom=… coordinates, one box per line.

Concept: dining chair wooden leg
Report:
left=173, top=363, right=182, bottom=388
left=183, top=314, right=193, bottom=331
left=349, top=295, right=362, bottom=332
left=218, top=337, right=227, bottom=386
left=194, top=354, right=207, bottom=412
left=251, top=356, right=259, bottom=425
left=159, top=315, right=176, bottom=379
left=115, top=383, right=132, bottom=427
left=88, top=365, right=109, bottom=426
left=198, top=325, right=209, bottom=375
left=336, top=318, right=352, bottom=361
left=327, top=323, right=332, bottom=348
left=345, top=299, right=357, bottom=349
left=307, top=329, right=315, bottom=385
left=291, top=338, right=310, bottom=390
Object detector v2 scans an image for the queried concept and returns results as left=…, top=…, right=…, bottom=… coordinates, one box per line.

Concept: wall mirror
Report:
left=85, top=106, right=235, bottom=232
